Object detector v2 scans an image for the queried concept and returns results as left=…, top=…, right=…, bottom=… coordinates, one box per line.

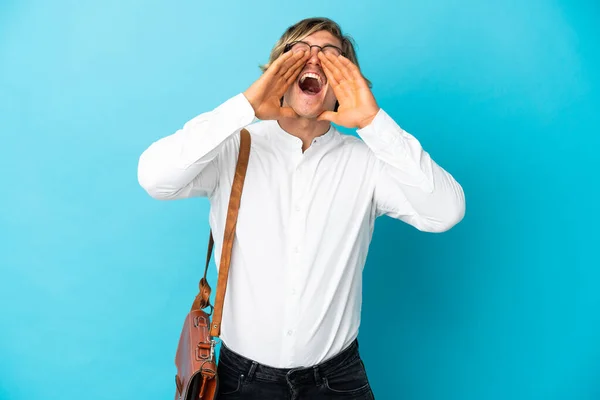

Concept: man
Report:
left=138, top=17, right=465, bottom=400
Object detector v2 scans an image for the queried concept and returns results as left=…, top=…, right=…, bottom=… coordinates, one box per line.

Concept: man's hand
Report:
left=243, top=50, right=310, bottom=120
left=317, top=53, right=380, bottom=129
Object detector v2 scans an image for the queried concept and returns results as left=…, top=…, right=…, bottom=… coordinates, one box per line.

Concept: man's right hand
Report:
left=243, top=50, right=310, bottom=120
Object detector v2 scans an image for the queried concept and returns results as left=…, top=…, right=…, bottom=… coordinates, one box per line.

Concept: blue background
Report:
left=1, top=0, right=598, bottom=399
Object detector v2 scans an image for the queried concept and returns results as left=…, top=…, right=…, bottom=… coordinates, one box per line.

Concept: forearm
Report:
left=359, top=109, right=465, bottom=232
left=384, top=157, right=465, bottom=232
left=137, top=93, right=255, bottom=199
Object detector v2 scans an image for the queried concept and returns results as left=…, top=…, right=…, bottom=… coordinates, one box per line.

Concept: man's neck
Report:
left=277, top=117, right=331, bottom=152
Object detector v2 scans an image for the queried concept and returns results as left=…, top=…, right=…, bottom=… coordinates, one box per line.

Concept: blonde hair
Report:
left=260, top=17, right=372, bottom=88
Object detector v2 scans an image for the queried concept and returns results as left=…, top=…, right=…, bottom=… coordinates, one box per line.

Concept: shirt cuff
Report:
left=177, top=93, right=256, bottom=167
left=356, top=108, right=405, bottom=150
left=216, top=92, right=257, bottom=130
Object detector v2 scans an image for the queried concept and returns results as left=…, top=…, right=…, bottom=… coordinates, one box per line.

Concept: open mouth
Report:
left=298, top=72, right=325, bottom=95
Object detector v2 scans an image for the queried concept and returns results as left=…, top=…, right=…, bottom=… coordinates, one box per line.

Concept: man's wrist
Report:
left=357, top=109, right=380, bottom=129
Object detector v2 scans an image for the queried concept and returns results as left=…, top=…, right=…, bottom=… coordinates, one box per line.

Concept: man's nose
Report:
left=306, top=47, right=321, bottom=65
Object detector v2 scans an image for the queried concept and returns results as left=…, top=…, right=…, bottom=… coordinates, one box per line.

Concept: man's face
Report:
left=282, top=30, right=341, bottom=119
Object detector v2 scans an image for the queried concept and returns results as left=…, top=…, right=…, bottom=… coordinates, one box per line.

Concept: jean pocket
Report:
left=217, top=363, right=245, bottom=396
left=323, top=376, right=371, bottom=396
left=322, top=359, right=372, bottom=396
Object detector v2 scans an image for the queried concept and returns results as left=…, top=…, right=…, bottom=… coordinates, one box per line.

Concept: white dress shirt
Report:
left=138, top=93, right=465, bottom=368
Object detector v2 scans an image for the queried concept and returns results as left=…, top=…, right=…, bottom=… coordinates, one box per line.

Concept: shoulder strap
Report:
left=190, top=128, right=251, bottom=338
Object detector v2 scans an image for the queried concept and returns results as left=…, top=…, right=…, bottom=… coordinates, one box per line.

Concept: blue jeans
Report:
left=215, top=339, right=375, bottom=399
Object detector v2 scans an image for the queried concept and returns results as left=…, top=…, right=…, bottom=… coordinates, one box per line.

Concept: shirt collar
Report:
left=267, top=120, right=338, bottom=150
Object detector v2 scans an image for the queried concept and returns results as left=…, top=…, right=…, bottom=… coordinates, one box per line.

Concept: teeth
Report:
left=300, top=72, right=323, bottom=86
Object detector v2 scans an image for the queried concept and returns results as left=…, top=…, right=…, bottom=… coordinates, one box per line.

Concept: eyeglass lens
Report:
left=290, top=42, right=341, bottom=56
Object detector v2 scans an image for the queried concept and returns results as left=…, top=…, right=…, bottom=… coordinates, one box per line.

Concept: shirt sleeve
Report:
left=137, top=93, right=256, bottom=200
left=357, top=108, right=466, bottom=233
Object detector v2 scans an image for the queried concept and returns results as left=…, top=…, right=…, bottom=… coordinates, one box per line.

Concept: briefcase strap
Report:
left=190, top=128, right=251, bottom=338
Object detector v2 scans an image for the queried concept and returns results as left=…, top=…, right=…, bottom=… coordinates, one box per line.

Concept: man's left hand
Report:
left=317, top=53, right=380, bottom=129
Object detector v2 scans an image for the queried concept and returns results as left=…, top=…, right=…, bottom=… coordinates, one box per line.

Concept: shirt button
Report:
left=294, top=246, right=300, bottom=254
left=295, top=205, right=301, bottom=212
left=291, top=289, right=296, bottom=295
left=287, top=330, right=293, bottom=336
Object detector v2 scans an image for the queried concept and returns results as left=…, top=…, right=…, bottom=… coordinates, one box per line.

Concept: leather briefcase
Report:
left=174, top=129, right=251, bottom=400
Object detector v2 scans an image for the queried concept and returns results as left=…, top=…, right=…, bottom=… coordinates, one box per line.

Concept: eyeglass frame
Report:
left=283, top=41, right=345, bottom=57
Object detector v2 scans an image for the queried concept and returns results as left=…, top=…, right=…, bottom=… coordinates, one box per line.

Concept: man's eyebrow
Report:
left=303, top=40, right=341, bottom=48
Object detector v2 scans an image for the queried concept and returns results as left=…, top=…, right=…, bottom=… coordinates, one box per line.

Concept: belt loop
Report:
left=313, top=365, right=322, bottom=386
left=247, top=361, right=258, bottom=381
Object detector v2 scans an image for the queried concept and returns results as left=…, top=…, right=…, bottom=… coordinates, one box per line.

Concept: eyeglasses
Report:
left=284, top=41, right=344, bottom=57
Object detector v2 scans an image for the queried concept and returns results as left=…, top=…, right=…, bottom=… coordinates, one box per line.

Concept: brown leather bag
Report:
left=174, top=129, right=251, bottom=400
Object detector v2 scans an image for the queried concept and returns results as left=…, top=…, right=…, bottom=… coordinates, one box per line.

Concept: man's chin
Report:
left=290, top=103, right=326, bottom=120
left=295, top=110, right=321, bottom=119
